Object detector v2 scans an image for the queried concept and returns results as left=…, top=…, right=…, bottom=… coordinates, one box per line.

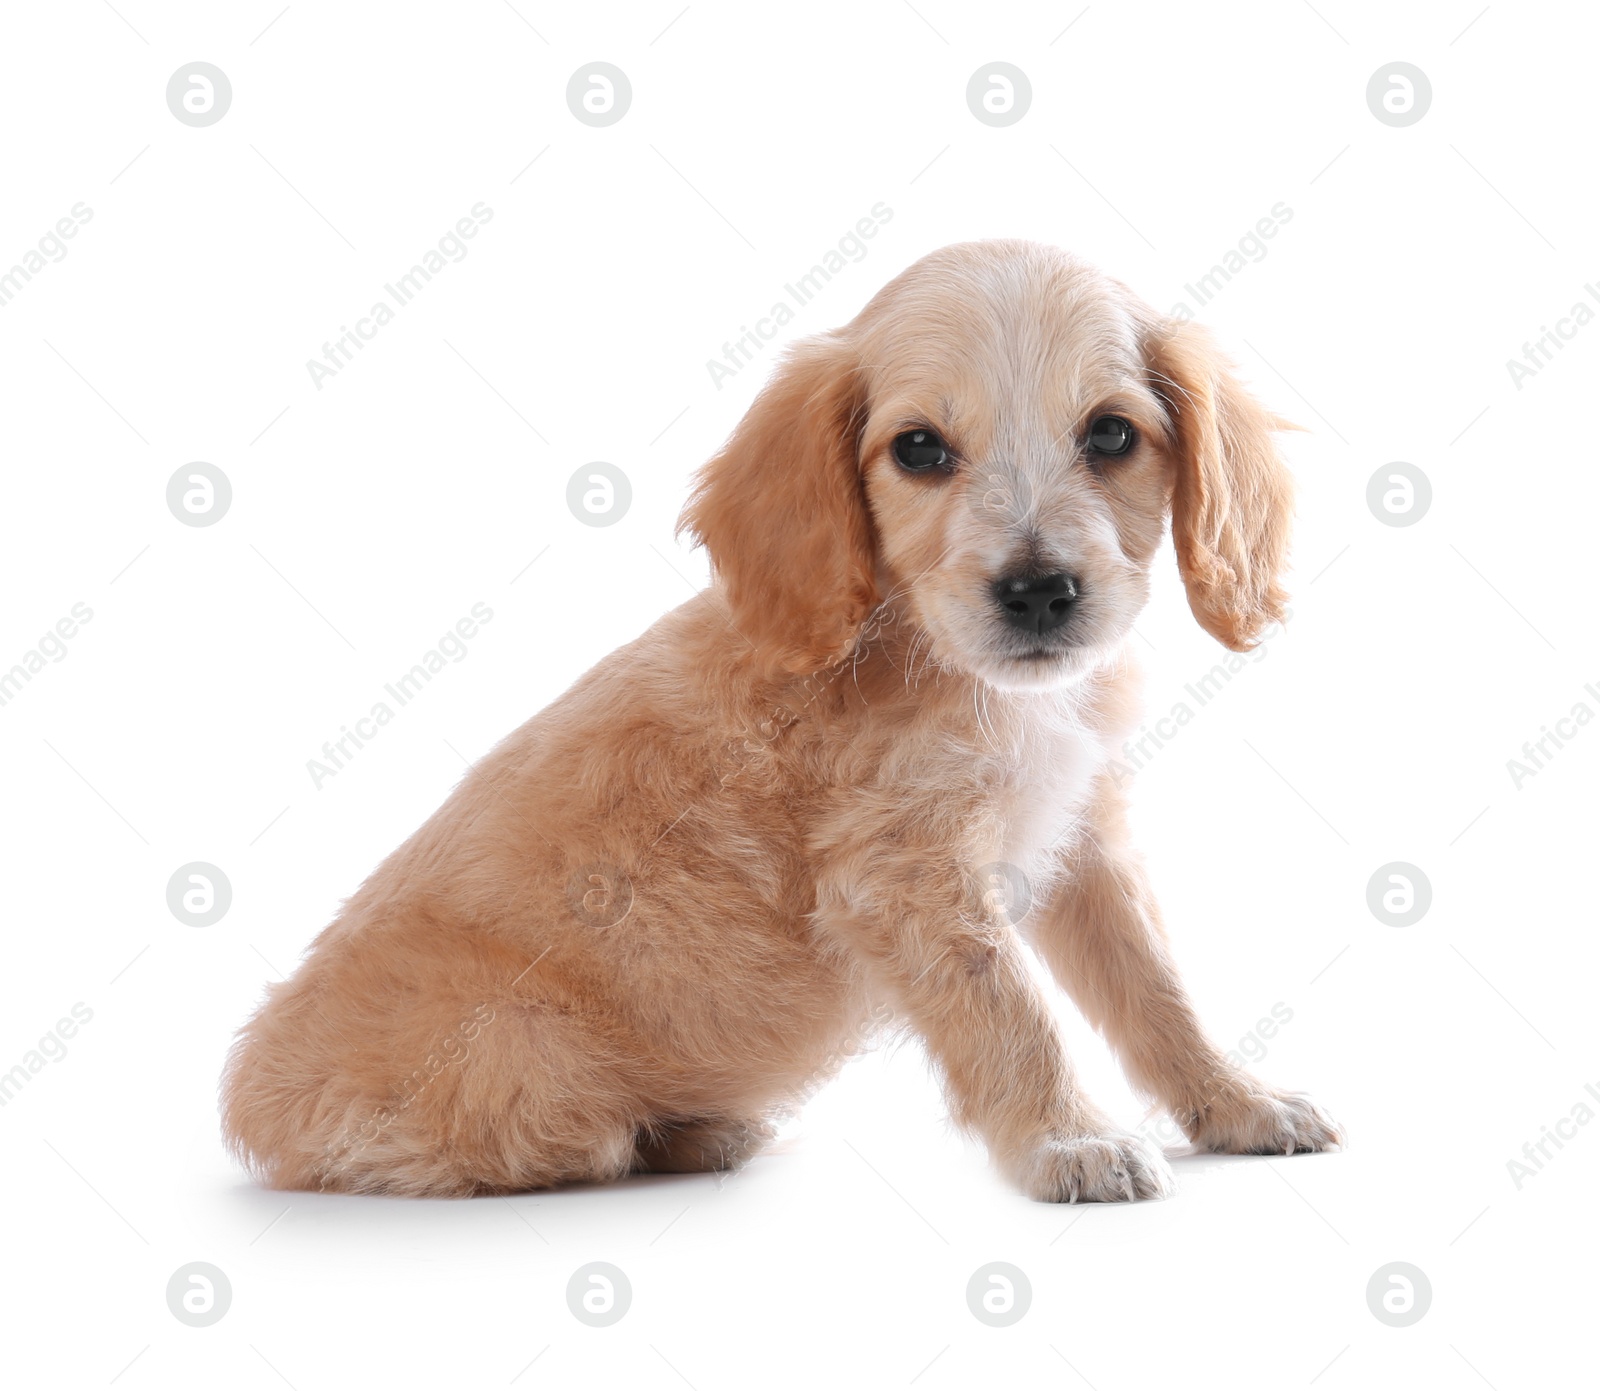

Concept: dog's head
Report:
left=681, top=240, right=1293, bottom=689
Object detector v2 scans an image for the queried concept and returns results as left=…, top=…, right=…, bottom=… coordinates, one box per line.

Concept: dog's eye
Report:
left=892, top=429, right=949, bottom=472
left=1086, top=415, right=1136, bottom=457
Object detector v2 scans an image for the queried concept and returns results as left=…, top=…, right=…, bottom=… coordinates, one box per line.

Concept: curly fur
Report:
left=221, top=240, right=1339, bottom=1201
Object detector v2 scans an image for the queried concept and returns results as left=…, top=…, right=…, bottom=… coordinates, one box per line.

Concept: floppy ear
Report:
left=679, top=332, right=878, bottom=674
left=1145, top=319, right=1296, bottom=651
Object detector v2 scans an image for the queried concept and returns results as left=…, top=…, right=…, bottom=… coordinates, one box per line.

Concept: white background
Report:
left=2, top=1, right=1596, bottom=1387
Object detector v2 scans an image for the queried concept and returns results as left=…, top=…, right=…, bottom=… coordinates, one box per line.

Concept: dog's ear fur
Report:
left=679, top=333, right=878, bottom=674
left=1145, top=319, right=1295, bottom=651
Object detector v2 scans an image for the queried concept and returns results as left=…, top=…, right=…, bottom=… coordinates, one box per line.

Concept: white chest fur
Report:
left=957, top=684, right=1115, bottom=893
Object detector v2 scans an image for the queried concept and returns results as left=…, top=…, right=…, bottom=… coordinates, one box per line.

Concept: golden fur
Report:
left=222, top=240, right=1340, bottom=1202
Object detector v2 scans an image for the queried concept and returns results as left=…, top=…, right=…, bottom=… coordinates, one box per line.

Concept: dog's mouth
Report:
left=996, top=622, right=1095, bottom=661
left=903, top=588, right=1112, bottom=689
left=982, top=597, right=1138, bottom=685
left=975, top=637, right=1100, bottom=691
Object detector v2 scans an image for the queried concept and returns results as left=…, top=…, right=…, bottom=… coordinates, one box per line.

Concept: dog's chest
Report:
left=957, top=699, right=1110, bottom=882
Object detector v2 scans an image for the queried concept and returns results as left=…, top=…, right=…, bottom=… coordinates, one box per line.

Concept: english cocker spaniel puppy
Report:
left=223, top=240, right=1341, bottom=1202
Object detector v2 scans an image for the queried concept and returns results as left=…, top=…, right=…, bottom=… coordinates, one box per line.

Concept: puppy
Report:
left=222, top=240, right=1340, bottom=1201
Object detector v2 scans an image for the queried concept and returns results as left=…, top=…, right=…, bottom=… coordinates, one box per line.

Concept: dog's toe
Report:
left=1023, top=1130, right=1175, bottom=1203
left=1186, top=1087, right=1344, bottom=1156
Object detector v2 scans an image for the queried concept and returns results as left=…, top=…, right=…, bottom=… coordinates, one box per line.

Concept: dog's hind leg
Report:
left=223, top=962, right=651, bottom=1196
left=631, top=1115, right=777, bottom=1174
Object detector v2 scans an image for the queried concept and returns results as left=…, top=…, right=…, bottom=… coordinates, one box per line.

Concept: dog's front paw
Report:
left=1020, top=1130, right=1175, bottom=1203
left=1182, top=1085, right=1343, bottom=1156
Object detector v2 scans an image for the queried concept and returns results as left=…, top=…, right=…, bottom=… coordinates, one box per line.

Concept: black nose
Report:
left=994, top=572, right=1079, bottom=634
